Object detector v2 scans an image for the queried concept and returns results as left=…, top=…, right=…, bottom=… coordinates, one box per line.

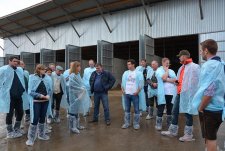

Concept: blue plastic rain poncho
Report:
left=82, top=67, right=96, bottom=96
left=46, top=75, right=53, bottom=117
left=146, top=68, right=157, bottom=98
left=63, top=69, right=70, bottom=87
left=155, top=66, right=177, bottom=105
left=191, top=58, right=225, bottom=120
left=121, top=70, right=146, bottom=111
left=24, top=70, right=29, bottom=80
left=68, top=73, right=90, bottom=115
left=178, top=62, right=200, bottom=114
left=51, top=71, right=67, bottom=109
left=22, top=69, right=30, bottom=111
left=28, top=74, right=53, bottom=123
left=0, top=65, right=29, bottom=113
left=63, top=69, right=70, bottom=105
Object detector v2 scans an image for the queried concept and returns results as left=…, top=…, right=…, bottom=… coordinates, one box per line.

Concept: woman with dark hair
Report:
left=26, top=64, right=53, bottom=146
left=68, top=61, right=90, bottom=134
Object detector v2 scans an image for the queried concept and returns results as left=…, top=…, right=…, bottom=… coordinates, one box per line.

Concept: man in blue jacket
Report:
left=89, top=63, right=115, bottom=125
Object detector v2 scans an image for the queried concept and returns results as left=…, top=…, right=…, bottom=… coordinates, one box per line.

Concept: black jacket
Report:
left=90, top=70, right=116, bottom=93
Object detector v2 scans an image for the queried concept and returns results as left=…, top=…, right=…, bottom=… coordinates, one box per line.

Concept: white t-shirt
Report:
left=164, top=79, right=175, bottom=95
left=125, top=71, right=137, bottom=95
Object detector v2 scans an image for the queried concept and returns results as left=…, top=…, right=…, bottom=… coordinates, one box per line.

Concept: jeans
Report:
left=52, top=93, right=63, bottom=111
left=124, top=94, right=139, bottom=114
left=171, top=95, right=193, bottom=126
left=32, top=101, right=49, bottom=125
left=6, top=96, right=24, bottom=125
left=93, top=92, right=110, bottom=121
left=157, top=95, right=173, bottom=117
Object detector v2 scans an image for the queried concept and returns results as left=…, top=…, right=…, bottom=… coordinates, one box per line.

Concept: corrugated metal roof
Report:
left=0, top=0, right=167, bottom=38
left=3, top=0, right=225, bottom=55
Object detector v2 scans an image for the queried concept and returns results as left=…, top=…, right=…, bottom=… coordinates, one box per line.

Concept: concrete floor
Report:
left=0, top=90, right=224, bottom=151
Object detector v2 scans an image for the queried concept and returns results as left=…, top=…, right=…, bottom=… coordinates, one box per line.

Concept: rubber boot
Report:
left=122, top=112, right=131, bottom=129
left=38, top=123, right=50, bottom=140
left=133, top=114, right=140, bottom=130
left=155, top=116, right=163, bottom=131
left=26, top=124, right=37, bottom=146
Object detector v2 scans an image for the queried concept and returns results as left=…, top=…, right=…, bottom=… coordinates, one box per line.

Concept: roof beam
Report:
left=95, top=0, right=112, bottom=33
left=26, top=10, right=56, bottom=42
left=0, top=45, right=4, bottom=51
left=2, top=0, right=135, bottom=37
left=1, top=19, right=36, bottom=46
left=141, top=0, right=152, bottom=27
left=198, top=0, right=204, bottom=20
left=25, top=10, right=53, bottom=27
left=52, top=0, right=81, bottom=38
left=6, top=17, right=34, bottom=32
left=25, top=10, right=57, bottom=43
left=1, top=28, right=26, bottom=49
left=8, top=37, right=19, bottom=48
left=0, top=27, right=16, bottom=35
left=44, top=28, right=56, bottom=43
left=24, top=33, right=35, bottom=46
left=0, top=0, right=85, bottom=28
left=1, top=22, right=39, bottom=45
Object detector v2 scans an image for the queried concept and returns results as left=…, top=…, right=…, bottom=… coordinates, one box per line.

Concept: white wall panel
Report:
left=3, top=0, right=225, bottom=55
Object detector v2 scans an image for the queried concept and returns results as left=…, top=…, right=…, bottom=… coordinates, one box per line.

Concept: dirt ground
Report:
left=0, top=90, right=224, bottom=151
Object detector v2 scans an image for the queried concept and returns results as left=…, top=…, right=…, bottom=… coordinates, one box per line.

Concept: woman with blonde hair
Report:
left=26, top=64, right=53, bottom=146
left=68, top=61, right=90, bottom=134
left=155, top=58, right=177, bottom=131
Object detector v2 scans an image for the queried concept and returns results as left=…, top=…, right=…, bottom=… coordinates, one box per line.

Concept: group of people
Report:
left=121, top=39, right=225, bottom=151
left=0, top=58, right=115, bottom=146
left=0, top=39, right=224, bottom=151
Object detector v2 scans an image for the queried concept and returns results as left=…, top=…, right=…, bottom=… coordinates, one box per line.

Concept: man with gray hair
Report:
left=50, top=66, right=67, bottom=123
left=146, top=60, right=159, bottom=120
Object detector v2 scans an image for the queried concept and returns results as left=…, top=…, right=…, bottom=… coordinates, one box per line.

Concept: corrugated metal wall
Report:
left=3, top=0, right=225, bottom=55
left=199, top=31, right=225, bottom=64
left=0, top=57, right=4, bottom=67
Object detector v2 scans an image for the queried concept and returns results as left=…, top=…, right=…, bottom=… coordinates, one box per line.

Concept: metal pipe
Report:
left=141, top=0, right=152, bottom=27
left=95, top=0, right=112, bottom=33
left=199, top=0, right=204, bottom=20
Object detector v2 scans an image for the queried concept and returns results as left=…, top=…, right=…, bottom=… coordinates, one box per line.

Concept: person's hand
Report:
left=45, top=95, right=50, bottom=100
left=198, top=107, right=204, bottom=113
left=174, top=80, right=179, bottom=85
left=40, top=94, right=45, bottom=99
left=164, top=66, right=169, bottom=72
left=121, top=89, right=125, bottom=95
left=40, top=95, right=49, bottom=100
left=133, top=91, right=139, bottom=96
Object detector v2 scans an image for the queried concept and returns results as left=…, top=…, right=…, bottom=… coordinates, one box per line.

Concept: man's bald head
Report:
left=151, top=60, right=158, bottom=71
